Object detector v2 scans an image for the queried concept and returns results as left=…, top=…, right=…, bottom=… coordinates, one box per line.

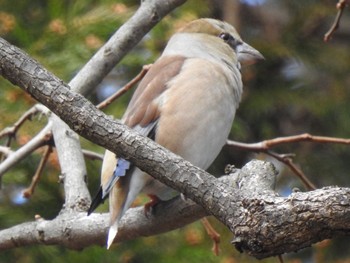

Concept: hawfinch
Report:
left=88, top=18, right=263, bottom=249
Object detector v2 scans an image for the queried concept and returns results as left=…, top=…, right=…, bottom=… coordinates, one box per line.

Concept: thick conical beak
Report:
left=237, top=42, right=264, bottom=66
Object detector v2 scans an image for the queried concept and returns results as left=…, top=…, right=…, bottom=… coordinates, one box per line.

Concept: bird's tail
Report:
left=107, top=223, right=119, bottom=249
left=106, top=168, right=146, bottom=248
left=87, top=187, right=106, bottom=215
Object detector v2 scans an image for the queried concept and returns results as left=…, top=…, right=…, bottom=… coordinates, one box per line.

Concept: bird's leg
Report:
left=144, top=194, right=161, bottom=216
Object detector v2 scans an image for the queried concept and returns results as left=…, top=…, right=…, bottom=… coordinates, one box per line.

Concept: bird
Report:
left=88, top=18, right=264, bottom=249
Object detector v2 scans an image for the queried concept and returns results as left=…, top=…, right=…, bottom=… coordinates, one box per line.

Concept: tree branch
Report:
left=227, top=133, right=350, bottom=190
left=49, top=0, right=187, bottom=212
left=0, top=104, right=49, bottom=140
left=3, top=34, right=350, bottom=259
left=68, top=0, right=187, bottom=96
left=96, top=64, right=151, bottom=110
left=0, top=178, right=208, bottom=251
left=324, top=0, right=350, bottom=42
left=23, top=145, right=53, bottom=198
left=51, top=115, right=91, bottom=212
left=0, top=122, right=52, bottom=177
left=2, top=0, right=187, bottom=211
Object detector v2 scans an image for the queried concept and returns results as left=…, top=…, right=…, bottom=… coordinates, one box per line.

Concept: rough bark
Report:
left=2, top=36, right=350, bottom=259
left=0, top=191, right=205, bottom=250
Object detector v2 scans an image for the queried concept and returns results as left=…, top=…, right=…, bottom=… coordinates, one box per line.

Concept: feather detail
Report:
left=87, top=187, right=104, bottom=215
left=102, top=158, right=131, bottom=198
left=114, top=158, right=130, bottom=177
left=107, top=223, right=119, bottom=249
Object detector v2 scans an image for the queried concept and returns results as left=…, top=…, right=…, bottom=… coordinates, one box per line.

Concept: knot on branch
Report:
left=223, top=160, right=350, bottom=259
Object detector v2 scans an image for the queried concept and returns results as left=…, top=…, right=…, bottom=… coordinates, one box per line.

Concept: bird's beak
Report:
left=237, top=42, right=264, bottom=66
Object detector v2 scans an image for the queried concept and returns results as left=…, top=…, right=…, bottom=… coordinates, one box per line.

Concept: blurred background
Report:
left=1, top=0, right=350, bottom=262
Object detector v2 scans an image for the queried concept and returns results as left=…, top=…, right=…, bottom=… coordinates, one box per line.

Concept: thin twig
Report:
left=0, top=123, right=53, bottom=177
left=266, top=150, right=316, bottom=190
left=0, top=104, right=49, bottom=140
left=324, top=0, right=349, bottom=42
left=82, top=149, right=103, bottom=161
left=23, top=145, right=53, bottom=198
left=227, top=133, right=350, bottom=151
left=201, top=217, right=221, bottom=256
left=226, top=132, right=350, bottom=190
left=0, top=105, right=49, bottom=162
left=96, top=64, right=151, bottom=110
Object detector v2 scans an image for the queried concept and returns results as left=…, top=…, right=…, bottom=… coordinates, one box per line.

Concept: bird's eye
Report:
left=219, top=32, right=242, bottom=49
left=219, top=32, right=232, bottom=42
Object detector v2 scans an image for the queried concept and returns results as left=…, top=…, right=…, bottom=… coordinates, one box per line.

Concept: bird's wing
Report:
left=122, top=55, right=186, bottom=128
left=87, top=55, right=185, bottom=216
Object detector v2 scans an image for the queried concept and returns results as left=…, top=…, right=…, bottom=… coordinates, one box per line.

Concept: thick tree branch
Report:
left=0, top=177, right=208, bottom=251
left=51, top=115, right=91, bottom=212
left=0, top=165, right=246, bottom=251
left=2, top=35, right=350, bottom=259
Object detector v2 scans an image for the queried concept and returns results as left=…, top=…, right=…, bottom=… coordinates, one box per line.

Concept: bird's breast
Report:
left=155, top=57, right=242, bottom=170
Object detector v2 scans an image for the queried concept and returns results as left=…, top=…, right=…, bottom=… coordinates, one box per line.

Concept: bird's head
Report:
left=177, top=18, right=264, bottom=66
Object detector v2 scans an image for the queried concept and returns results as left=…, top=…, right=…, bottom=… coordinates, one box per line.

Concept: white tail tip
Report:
left=107, top=224, right=118, bottom=249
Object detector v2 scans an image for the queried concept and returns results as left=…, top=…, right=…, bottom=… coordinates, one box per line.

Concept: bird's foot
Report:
left=144, top=194, right=160, bottom=217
